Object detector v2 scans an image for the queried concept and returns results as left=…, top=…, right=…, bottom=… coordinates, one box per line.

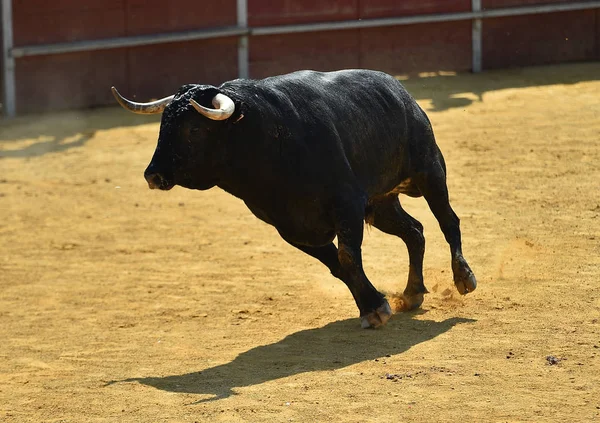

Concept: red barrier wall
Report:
left=12, top=0, right=237, bottom=44
left=5, top=0, right=600, bottom=113
left=483, top=0, right=571, bottom=8
left=249, top=0, right=358, bottom=26
left=359, top=0, right=470, bottom=19
left=11, top=0, right=238, bottom=113
left=0, top=6, right=4, bottom=112
left=360, top=21, right=472, bottom=75
left=249, top=0, right=472, bottom=79
left=124, top=1, right=236, bottom=35
left=13, top=1, right=126, bottom=45
left=250, top=30, right=361, bottom=78
left=482, top=10, right=598, bottom=69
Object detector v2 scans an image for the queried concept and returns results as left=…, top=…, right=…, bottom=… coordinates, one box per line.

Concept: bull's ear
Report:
left=231, top=101, right=246, bottom=124
left=175, top=84, right=198, bottom=97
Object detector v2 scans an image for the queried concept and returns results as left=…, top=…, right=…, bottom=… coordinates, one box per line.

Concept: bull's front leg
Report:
left=285, top=240, right=390, bottom=328
left=333, top=199, right=392, bottom=329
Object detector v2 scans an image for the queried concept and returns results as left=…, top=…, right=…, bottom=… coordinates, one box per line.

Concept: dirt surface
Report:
left=1, top=63, right=599, bottom=422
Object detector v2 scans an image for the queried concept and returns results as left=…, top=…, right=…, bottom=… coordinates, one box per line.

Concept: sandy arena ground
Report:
left=1, top=63, right=599, bottom=422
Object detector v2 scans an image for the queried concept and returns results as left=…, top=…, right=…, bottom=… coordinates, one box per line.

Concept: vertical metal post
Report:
left=236, top=0, right=249, bottom=79
left=2, top=0, right=16, bottom=116
left=472, top=0, right=483, bottom=73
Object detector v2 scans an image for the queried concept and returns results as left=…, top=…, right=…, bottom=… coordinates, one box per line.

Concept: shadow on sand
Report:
left=108, top=314, right=475, bottom=403
left=0, top=107, right=159, bottom=158
left=400, top=62, right=600, bottom=112
left=0, top=131, right=95, bottom=158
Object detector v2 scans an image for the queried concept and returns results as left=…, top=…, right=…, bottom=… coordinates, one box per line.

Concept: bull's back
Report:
left=271, top=70, right=425, bottom=194
left=226, top=70, right=429, bottom=196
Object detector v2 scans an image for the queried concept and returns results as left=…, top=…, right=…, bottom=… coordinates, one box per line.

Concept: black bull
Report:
left=112, top=69, right=477, bottom=328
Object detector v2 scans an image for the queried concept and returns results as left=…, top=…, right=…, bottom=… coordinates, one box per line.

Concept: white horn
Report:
left=189, top=93, right=235, bottom=121
left=111, top=86, right=174, bottom=114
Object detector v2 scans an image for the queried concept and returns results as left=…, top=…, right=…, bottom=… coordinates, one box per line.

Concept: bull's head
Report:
left=111, top=85, right=236, bottom=191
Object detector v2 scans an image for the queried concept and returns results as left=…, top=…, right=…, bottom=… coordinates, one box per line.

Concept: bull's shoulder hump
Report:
left=220, top=69, right=412, bottom=113
left=268, top=69, right=400, bottom=88
left=222, top=69, right=397, bottom=90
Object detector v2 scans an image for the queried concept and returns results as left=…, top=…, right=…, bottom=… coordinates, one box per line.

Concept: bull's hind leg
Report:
left=416, top=162, right=477, bottom=295
left=367, top=195, right=427, bottom=310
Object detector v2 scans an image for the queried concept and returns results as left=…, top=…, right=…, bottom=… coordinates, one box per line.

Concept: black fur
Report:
left=143, top=69, right=477, bottom=326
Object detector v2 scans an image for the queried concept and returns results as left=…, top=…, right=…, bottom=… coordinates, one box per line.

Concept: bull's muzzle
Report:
left=144, top=168, right=174, bottom=190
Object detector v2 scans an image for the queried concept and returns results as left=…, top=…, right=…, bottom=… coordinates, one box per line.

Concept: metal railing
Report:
left=2, top=0, right=600, bottom=117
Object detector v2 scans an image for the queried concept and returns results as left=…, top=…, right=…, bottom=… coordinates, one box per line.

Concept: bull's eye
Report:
left=190, top=127, right=200, bottom=134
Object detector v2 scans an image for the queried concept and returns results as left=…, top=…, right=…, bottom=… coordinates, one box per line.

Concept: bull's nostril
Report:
left=144, top=173, right=163, bottom=189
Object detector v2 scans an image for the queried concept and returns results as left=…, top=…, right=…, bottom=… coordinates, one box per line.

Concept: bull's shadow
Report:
left=111, top=314, right=475, bottom=402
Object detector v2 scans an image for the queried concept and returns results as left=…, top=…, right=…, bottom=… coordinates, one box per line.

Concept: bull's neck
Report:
left=217, top=137, right=277, bottom=208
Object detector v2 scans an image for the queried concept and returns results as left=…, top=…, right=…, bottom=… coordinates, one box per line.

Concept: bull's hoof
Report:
left=394, top=292, right=425, bottom=312
left=360, top=300, right=392, bottom=329
left=454, top=268, right=477, bottom=295
left=452, top=256, right=477, bottom=295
